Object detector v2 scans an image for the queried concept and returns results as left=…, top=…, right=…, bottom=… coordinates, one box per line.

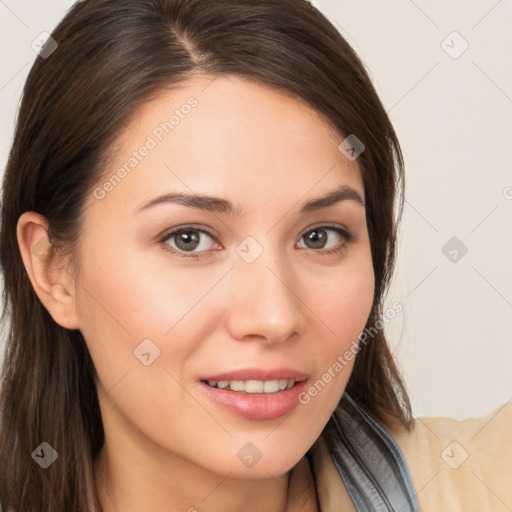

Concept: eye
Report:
left=160, top=226, right=219, bottom=258
left=296, top=225, right=353, bottom=255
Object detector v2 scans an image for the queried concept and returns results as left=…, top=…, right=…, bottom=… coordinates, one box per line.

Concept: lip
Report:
left=198, top=368, right=309, bottom=421
left=199, top=367, right=309, bottom=382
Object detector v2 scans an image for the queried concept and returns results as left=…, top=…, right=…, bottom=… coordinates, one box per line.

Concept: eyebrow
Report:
left=133, top=184, right=364, bottom=216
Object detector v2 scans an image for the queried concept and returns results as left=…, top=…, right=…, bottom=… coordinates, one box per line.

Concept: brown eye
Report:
left=173, top=230, right=201, bottom=251
left=298, top=226, right=349, bottom=251
left=303, top=228, right=330, bottom=249
left=161, top=227, right=218, bottom=257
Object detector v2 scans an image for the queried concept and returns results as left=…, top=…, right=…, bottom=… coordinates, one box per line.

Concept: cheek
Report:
left=77, top=240, right=204, bottom=334
left=291, top=254, right=375, bottom=409
left=74, top=246, right=231, bottom=390
left=312, top=256, right=375, bottom=341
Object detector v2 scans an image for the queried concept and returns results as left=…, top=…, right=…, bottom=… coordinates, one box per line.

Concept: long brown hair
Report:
left=0, top=0, right=411, bottom=510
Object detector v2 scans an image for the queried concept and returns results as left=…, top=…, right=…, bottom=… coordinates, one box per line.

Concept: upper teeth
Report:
left=207, top=379, right=295, bottom=393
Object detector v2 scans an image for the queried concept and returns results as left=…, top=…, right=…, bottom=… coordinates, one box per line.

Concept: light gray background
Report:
left=1, top=0, right=510, bottom=420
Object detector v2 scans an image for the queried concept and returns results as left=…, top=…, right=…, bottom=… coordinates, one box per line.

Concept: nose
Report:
left=225, top=247, right=304, bottom=345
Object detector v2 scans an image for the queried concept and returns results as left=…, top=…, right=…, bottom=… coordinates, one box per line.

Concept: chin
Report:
left=220, top=452, right=305, bottom=480
left=212, top=432, right=315, bottom=479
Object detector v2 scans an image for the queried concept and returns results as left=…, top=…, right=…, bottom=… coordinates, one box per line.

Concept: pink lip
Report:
left=199, top=367, right=309, bottom=382
left=198, top=368, right=309, bottom=421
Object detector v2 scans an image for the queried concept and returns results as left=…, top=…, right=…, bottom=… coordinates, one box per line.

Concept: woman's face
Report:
left=76, top=74, right=374, bottom=478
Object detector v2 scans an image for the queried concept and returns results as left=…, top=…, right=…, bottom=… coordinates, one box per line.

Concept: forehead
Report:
left=85, top=74, right=363, bottom=219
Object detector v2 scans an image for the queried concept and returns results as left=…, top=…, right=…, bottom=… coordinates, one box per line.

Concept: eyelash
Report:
left=158, top=224, right=355, bottom=260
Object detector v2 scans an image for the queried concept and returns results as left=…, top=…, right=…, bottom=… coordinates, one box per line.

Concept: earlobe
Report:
left=16, top=211, right=81, bottom=330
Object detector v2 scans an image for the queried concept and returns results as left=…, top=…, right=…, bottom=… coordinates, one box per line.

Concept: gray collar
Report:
left=315, top=392, right=421, bottom=512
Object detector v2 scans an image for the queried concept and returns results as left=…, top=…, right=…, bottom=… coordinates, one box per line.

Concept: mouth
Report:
left=198, top=369, right=309, bottom=421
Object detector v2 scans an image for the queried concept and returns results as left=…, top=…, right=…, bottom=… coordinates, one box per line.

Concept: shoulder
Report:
left=385, top=400, right=512, bottom=512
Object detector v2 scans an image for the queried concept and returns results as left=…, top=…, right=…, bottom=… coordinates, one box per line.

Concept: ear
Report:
left=16, top=211, right=81, bottom=330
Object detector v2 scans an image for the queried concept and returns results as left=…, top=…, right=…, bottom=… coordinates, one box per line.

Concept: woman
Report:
left=0, top=1, right=510, bottom=511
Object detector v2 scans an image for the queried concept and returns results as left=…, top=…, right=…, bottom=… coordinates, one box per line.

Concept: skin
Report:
left=17, top=74, right=374, bottom=512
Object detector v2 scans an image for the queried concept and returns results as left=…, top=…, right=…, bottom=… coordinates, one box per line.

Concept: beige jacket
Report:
left=299, top=401, right=512, bottom=511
